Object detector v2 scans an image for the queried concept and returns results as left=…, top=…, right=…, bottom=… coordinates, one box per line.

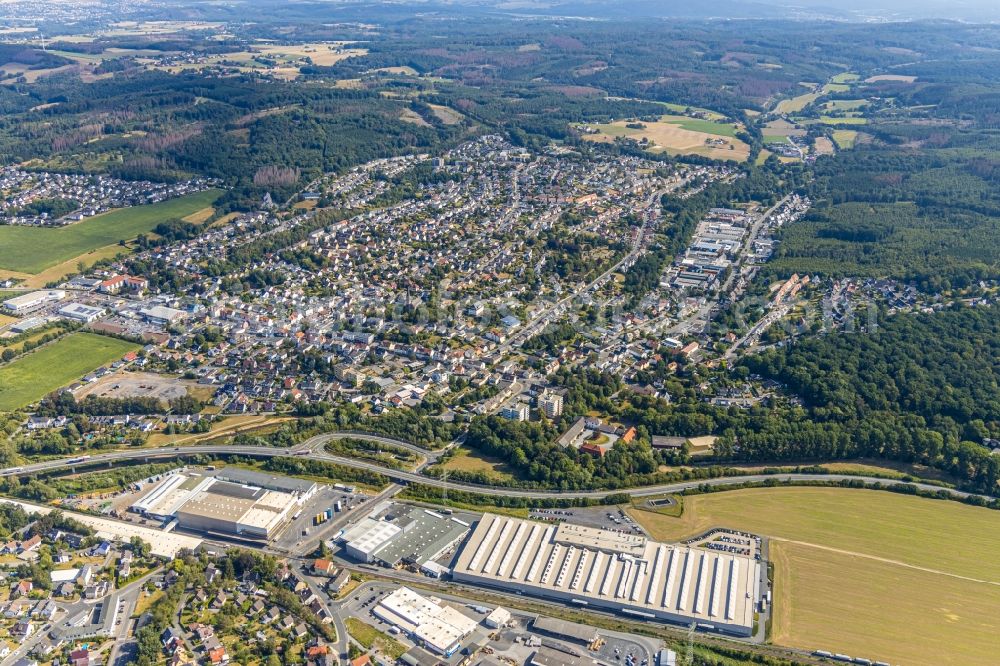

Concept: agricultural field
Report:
left=0, top=332, right=140, bottom=411
left=770, top=541, right=1000, bottom=666
left=813, top=136, right=835, bottom=155
left=582, top=114, right=749, bottom=161
left=864, top=74, right=917, bottom=83
left=762, top=118, right=806, bottom=137
left=629, top=487, right=1000, bottom=666
left=774, top=88, right=822, bottom=114
left=658, top=103, right=727, bottom=121
left=256, top=42, right=365, bottom=67
left=812, top=116, right=868, bottom=125
left=0, top=189, right=221, bottom=274
left=832, top=130, right=859, bottom=149
left=428, top=104, right=465, bottom=125
left=831, top=72, right=860, bottom=84
left=823, top=99, right=867, bottom=112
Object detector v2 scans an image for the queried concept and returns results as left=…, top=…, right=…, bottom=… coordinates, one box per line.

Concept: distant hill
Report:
left=175, top=0, right=1000, bottom=22
left=0, top=44, right=72, bottom=70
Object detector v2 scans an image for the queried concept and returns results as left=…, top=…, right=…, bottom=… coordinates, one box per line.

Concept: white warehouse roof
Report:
left=452, top=514, right=760, bottom=636
left=373, top=587, right=477, bottom=656
left=343, top=518, right=402, bottom=558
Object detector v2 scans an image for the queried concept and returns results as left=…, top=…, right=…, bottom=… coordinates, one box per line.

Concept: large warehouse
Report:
left=2, top=289, right=66, bottom=314
left=131, top=470, right=314, bottom=541
left=451, top=514, right=761, bottom=636
left=340, top=502, right=470, bottom=568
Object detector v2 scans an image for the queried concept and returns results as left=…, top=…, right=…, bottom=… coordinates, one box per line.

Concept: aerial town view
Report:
left=0, top=2, right=998, bottom=666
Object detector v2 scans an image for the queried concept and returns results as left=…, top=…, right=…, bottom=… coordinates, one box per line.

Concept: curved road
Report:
left=2, top=434, right=991, bottom=502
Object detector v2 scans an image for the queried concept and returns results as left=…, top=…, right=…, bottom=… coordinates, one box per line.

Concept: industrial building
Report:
left=131, top=470, right=316, bottom=541
left=373, top=587, right=478, bottom=656
left=2, top=290, right=65, bottom=314
left=451, top=514, right=760, bottom=636
left=340, top=502, right=470, bottom=568
left=58, top=302, right=106, bottom=323
left=139, top=305, right=186, bottom=326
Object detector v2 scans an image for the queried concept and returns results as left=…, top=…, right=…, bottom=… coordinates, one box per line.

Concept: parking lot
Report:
left=272, top=484, right=371, bottom=551
left=74, top=371, right=193, bottom=401
left=686, top=528, right=762, bottom=559
left=597, top=635, right=652, bottom=666
left=529, top=506, right=648, bottom=537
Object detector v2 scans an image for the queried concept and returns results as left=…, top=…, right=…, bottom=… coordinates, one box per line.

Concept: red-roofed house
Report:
left=312, top=559, right=335, bottom=576
left=208, top=647, right=229, bottom=664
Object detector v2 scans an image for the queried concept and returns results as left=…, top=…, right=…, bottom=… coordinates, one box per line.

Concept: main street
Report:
left=497, top=183, right=673, bottom=354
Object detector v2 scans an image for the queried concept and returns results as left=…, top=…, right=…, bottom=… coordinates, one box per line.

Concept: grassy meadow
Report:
left=629, top=487, right=1000, bottom=666
left=0, top=332, right=140, bottom=411
left=0, top=189, right=221, bottom=273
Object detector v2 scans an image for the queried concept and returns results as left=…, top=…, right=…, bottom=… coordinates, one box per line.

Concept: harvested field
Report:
left=583, top=117, right=749, bottom=161
left=629, top=487, right=1000, bottom=666
left=865, top=74, right=917, bottom=83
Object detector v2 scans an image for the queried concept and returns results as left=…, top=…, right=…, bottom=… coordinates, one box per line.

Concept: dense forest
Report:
left=767, top=60, right=1000, bottom=289
left=451, top=306, right=1000, bottom=495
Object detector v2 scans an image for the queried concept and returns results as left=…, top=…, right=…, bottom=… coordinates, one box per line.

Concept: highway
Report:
left=2, top=435, right=991, bottom=503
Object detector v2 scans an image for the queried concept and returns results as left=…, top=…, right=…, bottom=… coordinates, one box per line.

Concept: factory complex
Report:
left=450, top=514, right=760, bottom=636
left=340, top=502, right=470, bottom=573
left=131, top=468, right=318, bottom=540
left=335, top=501, right=763, bottom=637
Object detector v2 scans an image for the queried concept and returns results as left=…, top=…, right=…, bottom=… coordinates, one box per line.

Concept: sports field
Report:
left=629, top=487, right=1000, bottom=666
left=0, top=189, right=221, bottom=274
left=0, top=332, right=140, bottom=411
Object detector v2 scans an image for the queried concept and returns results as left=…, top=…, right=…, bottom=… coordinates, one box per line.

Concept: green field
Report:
left=775, top=90, right=822, bottom=114
left=0, top=189, right=221, bottom=273
left=629, top=487, right=1000, bottom=666
left=831, top=72, right=860, bottom=84
left=814, top=115, right=868, bottom=125
left=832, top=129, right=859, bottom=149
left=657, top=102, right=727, bottom=121
left=824, top=99, right=866, bottom=111
left=0, top=332, right=140, bottom=410
left=657, top=114, right=740, bottom=137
